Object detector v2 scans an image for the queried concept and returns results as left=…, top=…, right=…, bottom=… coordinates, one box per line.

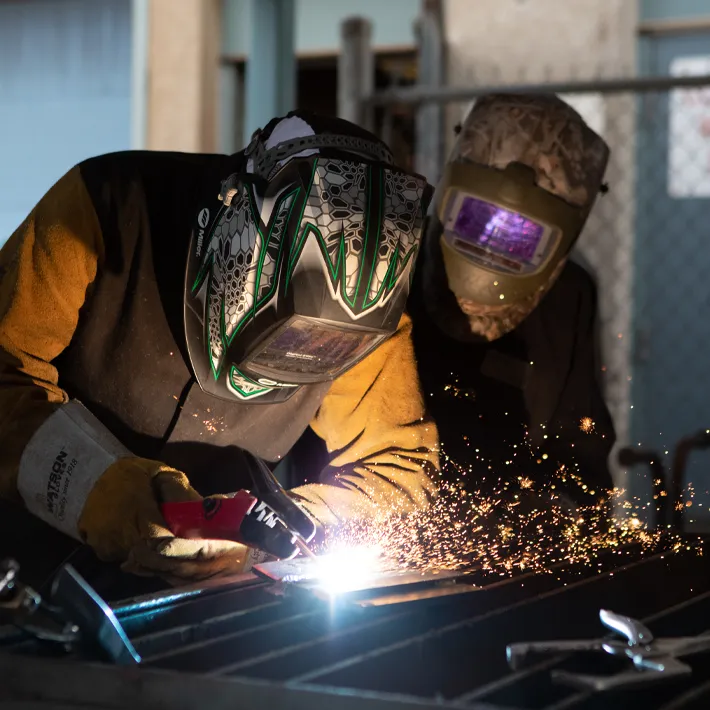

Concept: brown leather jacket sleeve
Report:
left=0, top=167, right=101, bottom=501
left=290, top=312, right=440, bottom=527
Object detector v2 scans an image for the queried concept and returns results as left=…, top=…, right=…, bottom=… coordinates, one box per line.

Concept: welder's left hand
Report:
left=287, top=483, right=380, bottom=547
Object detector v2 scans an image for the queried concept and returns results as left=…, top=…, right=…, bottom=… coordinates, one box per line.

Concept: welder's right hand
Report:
left=78, top=457, right=263, bottom=585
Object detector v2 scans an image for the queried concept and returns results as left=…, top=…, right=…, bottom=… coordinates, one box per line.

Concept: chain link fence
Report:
left=371, top=73, right=710, bottom=527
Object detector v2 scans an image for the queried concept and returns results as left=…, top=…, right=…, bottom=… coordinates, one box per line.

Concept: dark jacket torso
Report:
left=408, top=260, right=616, bottom=496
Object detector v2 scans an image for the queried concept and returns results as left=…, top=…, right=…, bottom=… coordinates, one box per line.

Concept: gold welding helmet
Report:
left=433, top=93, right=610, bottom=307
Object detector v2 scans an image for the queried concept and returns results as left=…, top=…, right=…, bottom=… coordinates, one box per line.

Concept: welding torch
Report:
left=161, top=452, right=317, bottom=561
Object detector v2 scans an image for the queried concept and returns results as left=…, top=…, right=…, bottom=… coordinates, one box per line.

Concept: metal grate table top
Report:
left=3, top=542, right=710, bottom=710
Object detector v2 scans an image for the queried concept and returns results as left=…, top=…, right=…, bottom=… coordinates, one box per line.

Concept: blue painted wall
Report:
left=223, top=0, right=420, bottom=56
left=640, top=0, right=710, bottom=21
left=0, top=0, right=132, bottom=247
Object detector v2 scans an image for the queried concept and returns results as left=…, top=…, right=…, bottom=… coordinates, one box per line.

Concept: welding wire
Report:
left=294, top=537, right=317, bottom=560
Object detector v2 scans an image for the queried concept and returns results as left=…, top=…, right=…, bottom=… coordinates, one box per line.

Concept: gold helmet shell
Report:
left=435, top=93, right=610, bottom=306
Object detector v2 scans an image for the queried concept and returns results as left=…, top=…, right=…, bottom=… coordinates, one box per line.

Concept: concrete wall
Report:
left=442, top=0, right=640, bottom=485
left=147, top=0, right=221, bottom=152
left=444, top=0, right=636, bottom=87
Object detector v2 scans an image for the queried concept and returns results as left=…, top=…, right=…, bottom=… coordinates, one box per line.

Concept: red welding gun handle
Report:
left=160, top=491, right=256, bottom=541
left=160, top=493, right=303, bottom=560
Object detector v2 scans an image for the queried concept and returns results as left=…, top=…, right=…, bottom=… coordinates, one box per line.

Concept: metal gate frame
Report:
left=339, top=13, right=710, bottom=503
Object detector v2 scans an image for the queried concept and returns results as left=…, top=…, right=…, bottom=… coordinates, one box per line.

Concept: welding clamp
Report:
left=507, top=608, right=710, bottom=691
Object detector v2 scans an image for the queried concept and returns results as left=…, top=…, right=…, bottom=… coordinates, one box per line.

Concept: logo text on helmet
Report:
left=195, top=208, right=210, bottom=257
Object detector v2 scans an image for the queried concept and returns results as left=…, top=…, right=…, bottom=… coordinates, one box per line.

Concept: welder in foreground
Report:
left=0, top=111, right=439, bottom=587
left=409, top=93, right=615, bottom=504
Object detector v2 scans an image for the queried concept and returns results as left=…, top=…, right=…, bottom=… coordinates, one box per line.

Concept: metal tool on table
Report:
left=506, top=608, right=710, bottom=691
left=161, top=451, right=317, bottom=561
left=0, top=558, right=140, bottom=664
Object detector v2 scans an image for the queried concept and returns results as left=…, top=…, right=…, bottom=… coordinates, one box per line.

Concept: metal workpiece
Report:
left=114, top=544, right=710, bottom=692
left=0, top=651, right=462, bottom=710
left=50, top=564, right=141, bottom=665
left=252, top=555, right=467, bottom=588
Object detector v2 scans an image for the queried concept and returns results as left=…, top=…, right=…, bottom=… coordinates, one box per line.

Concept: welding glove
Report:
left=79, top=458, right=265, bottom=585
left=17, top=401, right=263, bottom=585
left=288, top=484, right=354, bottom=536
left=287, top=482, right=417, bottom=548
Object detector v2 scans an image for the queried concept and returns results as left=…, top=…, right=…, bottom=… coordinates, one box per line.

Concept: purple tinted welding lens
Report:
left=452, top=196, right=545, bottom=263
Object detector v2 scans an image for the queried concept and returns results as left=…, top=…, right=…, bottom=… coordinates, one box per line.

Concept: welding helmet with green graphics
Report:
left=433, top=93, right=610, bottom=307
left=185, top=111, right=433, bottom=403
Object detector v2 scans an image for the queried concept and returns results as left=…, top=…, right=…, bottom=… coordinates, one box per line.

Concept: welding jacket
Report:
left=408, top=257, right=615, bottom=500
left=0, top=151, right=439, bottom=562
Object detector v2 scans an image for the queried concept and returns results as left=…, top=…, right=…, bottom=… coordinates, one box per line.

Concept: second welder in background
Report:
left=408, top=92, right=615, bottom=502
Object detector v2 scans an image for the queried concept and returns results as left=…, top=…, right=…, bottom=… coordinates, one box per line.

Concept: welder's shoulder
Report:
left=538, top=260, right=600, bottom=334
left=78, top=149, right=229, bottom=172
left=553, top=259, right=599, bottom=308
left=77, top=150, right=231, bottom=195
left=74, top=149, right=232, bottom=256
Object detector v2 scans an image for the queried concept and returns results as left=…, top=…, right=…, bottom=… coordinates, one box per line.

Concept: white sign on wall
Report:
left=669, top=55, right=710, bottom=199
